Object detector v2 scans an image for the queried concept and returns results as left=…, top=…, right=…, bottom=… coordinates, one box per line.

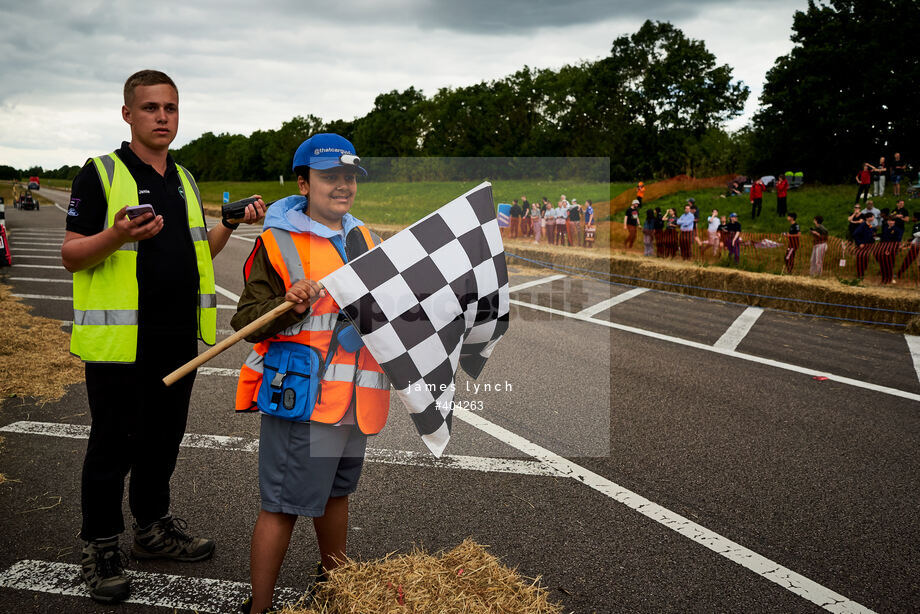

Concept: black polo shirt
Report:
left=892, top=206, right=909, bottom=230
left=66, top=142, right=200, bottom=336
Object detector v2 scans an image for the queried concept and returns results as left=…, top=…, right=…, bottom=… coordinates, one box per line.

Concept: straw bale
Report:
left=500, top=244, right=920, bottom=327
left=0, top=282, right=83, bottom=403
left=283, top=539, right=562, bottom=614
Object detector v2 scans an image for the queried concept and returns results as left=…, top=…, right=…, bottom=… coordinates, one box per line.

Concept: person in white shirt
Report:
left=705, top=208, right=721, bottom=256
left=543, top=204, right=556, bottom=245
left=555, top=203, right=567, bottom=245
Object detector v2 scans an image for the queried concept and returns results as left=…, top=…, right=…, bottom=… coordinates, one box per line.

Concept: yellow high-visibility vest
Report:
left=70, top=152, right=216, bottom=363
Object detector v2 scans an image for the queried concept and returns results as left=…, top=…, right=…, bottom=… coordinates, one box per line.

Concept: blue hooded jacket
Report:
left=263, top=195, right=366, bottom=261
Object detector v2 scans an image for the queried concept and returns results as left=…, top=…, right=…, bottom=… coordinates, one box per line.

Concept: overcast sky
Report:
left=0, top=0, right=807, bottom=170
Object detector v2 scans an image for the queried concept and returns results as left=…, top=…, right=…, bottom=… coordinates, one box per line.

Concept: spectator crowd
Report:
left=505, top=194, right=597, bottom=248
left=502, top=164, right=920, bottom=285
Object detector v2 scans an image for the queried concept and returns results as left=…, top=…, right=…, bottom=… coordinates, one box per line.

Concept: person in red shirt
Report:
left=775, top=174, right=789, bottom=217
left=855, top=163, right=871, bottom=204
left=749, top=178, right=764, bottom=219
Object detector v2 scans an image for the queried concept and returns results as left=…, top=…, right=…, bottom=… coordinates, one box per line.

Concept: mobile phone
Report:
left=126, top=204, right=155, bottom=222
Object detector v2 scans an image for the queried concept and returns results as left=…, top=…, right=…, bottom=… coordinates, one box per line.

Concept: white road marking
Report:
left=12, top=254, right=60, bottom=260
left=215, top=284, right=241, bottom=302
left=507, top=274, right=567, bottom=293
left=0, top=421, right=560, bottom=477
left=714, top=306, right=765, bottom=351
left=10, top=264, right=65, bottom=270
left=576, top=287, right=648, bottom=317
left=511, top=298, right=920, bottom=403
left=0, top=559, right=302, bottom=614
left=9, top=277, right=72, bottom=284
left=216, top=305, right=235, bottom=310
left=2, top=272, right=901, bottom=612
left=8, top=241, right=62, bottom=246
left=231, top=233, right=255, bottom=243
left=8, top=230, right=66, bottom=234
left=198, top=367, right=243, bottom=377
left=905, top=335, right=920, bottom=385
left=452, top=409, right=876, bottom=614
left=7, top=248, right=60, bottom=253
left=54, top=202, right=68, bottom=213
left=12, top=293, right=70, bottom=301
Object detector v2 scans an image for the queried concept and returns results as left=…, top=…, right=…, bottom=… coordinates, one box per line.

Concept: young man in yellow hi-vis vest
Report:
left=61, top=70, right=265, bottom=604
left=231, top=133, right=390, bottom=613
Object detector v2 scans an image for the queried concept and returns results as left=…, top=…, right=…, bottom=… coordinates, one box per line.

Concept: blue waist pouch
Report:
left=257, top=342, right=321, bottom=422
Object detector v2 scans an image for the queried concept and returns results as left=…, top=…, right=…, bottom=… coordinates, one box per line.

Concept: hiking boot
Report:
left=132, top=516, right=215, bottom=562
left=81, top=538, right=130, bottom=603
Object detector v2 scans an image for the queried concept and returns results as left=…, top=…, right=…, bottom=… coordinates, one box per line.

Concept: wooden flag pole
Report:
left=162, top=300, right=296, bottom=387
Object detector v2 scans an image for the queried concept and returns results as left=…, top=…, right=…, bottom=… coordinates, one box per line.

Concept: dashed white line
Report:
left=10, top=264, right=65, bottom=270
left=198, top=367, right=243, bottom=377
left=11, top=254, right=60, bottom=260
left=507, top=274, right=567, bottom=293
left=12, top=293, right=70, bottom=301
left=8, top=231, right=66, bottom=235
left=0, top=559, right=302, bottom=614
left=9, top=277, right=72, bottom=284
left=0, top=421, right=561, bottom=477
left=905, top=335, right=920, bottom=385
left=576, top=287, right=648, bottom=317
left=511, top=298, right=920, bottom=403
left=8, top=241, right=62, bottom=247
left=215, top=284, right=241, bottom=302
left=7, top=248, right=60, bottom=253
left=714, top=306, right=765, bottom=351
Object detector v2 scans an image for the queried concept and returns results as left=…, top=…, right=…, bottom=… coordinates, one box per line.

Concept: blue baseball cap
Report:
left=292, top=133, right=367, bottom=175
left=729, top=212, right=738, bottom=217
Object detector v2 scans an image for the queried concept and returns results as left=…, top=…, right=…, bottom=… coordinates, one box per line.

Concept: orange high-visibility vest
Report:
left=637, top=184, right=646, bottom=199
left=235, top=225, right=390, bottom=435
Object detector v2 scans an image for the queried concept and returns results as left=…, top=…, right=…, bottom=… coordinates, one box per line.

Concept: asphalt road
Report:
left=0, top=187, right=918, bottom=614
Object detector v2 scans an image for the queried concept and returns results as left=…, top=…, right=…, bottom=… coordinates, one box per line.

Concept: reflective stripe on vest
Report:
left=234, top=227, right=390, bottom=434
left=70, top=153, right=216, bottom=363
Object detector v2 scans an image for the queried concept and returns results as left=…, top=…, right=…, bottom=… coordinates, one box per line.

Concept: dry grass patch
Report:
left=285, top=539, right=562, bottom=614
left=0, top=282, right=83, bottom=403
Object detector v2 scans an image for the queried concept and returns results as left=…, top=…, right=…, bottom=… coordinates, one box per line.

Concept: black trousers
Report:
left=751, top=198, right=762, bottom=219
left=777, top=196, right=787, bottom=217
left=80, top=332, right=197, bottom=540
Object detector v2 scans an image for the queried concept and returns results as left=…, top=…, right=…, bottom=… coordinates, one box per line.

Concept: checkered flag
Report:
left=321, top=182, right=509, bottom=457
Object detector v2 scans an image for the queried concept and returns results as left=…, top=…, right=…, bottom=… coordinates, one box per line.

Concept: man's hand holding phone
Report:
left=115, top=204, right=164, bottom=242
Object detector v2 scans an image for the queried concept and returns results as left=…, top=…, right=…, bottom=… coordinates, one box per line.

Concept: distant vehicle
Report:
left=28, top=176, right=40, bottom=190
left=18, top=190, right=38, bottom=211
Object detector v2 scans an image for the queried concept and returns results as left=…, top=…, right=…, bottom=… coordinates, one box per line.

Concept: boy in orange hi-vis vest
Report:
left=636, top=181, right=646, bottom=205
left=231, top=134, right=390, bottom=614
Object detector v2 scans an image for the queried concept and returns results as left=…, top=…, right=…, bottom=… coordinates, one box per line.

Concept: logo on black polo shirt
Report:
left=178, top=186, right=185, bottom=198
left=67, top=198, right=80, bottom=217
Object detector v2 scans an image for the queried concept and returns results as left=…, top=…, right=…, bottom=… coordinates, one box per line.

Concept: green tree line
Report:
left=9, top=2, right=916, bottom=185
left=173, top=20, right=751, bottom=182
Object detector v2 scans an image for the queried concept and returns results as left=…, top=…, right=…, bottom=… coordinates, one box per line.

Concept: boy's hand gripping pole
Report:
left=162, top=300, right=297, bottom=387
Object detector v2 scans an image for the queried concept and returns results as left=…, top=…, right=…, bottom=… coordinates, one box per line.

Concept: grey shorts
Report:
left=258, top=416, right=367, bottom=517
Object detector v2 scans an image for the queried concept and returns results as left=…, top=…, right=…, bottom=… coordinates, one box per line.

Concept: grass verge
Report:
left=197, top=179, right=623, bottom=227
